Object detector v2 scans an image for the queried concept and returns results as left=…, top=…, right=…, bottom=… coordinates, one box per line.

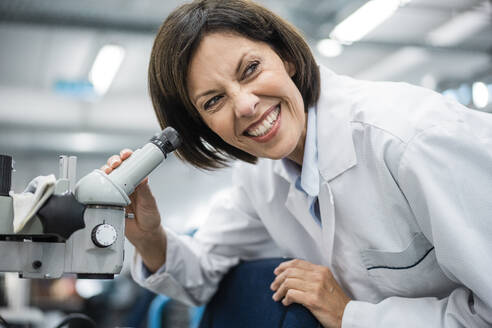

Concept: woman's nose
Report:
left=232, top=90, right=259, bottom=118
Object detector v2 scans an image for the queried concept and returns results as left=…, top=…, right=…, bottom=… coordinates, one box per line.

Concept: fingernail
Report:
left=110, top=159, right=118, bottom=167
left=272, top=294, right=277, bottom=301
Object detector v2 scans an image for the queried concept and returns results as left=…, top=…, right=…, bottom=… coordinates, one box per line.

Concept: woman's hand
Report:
left=101, top=149, right=165, bottom=268
left=270, top=259, right=351, bottom=328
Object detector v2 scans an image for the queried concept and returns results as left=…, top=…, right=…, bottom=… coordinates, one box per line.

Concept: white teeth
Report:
left=246, top=105, right=280, bottom=137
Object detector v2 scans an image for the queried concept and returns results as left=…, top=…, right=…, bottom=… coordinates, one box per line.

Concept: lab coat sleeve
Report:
left=131, top=168, right=285, bottom=306
left=342, top=106, right=492, bottom=327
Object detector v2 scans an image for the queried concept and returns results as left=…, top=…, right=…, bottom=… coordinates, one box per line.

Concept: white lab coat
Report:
left=132, top=66, right=492, bottom=327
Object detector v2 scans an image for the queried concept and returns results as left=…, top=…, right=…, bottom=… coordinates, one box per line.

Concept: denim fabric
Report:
left=199, top=258, right=320, bottom=328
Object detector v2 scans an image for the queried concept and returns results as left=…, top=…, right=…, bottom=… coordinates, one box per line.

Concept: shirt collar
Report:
left=273, top=105, right=319, bottom=196
left=273, top=65, right=357, bottom=184
left=299, top=105, right=319, bottom=197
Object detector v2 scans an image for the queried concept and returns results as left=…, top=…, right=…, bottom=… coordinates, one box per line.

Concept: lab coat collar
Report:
left=273, top=157, right=300, bottom=185
left=316, top=66, right=357, bottom=182
left=273, top=66, right=357, bottom=183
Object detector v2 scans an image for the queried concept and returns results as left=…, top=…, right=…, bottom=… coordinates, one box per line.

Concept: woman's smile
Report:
left=243, top=103, right=281, bottom=142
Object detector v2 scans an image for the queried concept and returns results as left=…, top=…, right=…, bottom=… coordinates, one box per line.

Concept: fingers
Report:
left=274, top=259, right=316, bottom=275
left=100, top=164, right=111, bottom=174
left=281, top=289, right=311, bottom=307
left=120, top=148, right=133, bottom=160
left=271, top=259, right=336, bottom=307
left=107, top=154, right=122, bottom=168
left=270, top=267, right=305, bottom=291
left=100, top=149, right=133, bottom=174
left=100, top=154, right=120, bottom=174
left=272, top=277, right=311, bottom=302
left=271, top=260, right=351, bottom=328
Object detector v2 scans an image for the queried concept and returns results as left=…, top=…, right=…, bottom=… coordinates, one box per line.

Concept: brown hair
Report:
left=149, top=0, right=320, bottom=170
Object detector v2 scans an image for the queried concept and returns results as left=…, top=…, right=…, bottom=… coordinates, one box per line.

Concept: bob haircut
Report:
left=149, top=0, right=320, bottom=170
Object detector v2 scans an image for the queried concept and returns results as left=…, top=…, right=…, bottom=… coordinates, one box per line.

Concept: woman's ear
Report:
left=283, top=61, right=296, bottom=77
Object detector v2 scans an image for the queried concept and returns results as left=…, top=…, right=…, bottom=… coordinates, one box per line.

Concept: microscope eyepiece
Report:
left=76, top=127, right=181, bottom=204
left=150, top=127, right=182, bottom=156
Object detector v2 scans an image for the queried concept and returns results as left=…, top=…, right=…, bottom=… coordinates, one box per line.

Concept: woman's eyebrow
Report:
left=235, top=52, right=247, bottom=76
left=194, top=52, right=249, bottom=104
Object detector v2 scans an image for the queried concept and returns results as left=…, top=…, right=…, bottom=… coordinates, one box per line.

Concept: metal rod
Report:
left=68, top=156, right=77, bottom=192
left=59, top=156, right=68, bottom=179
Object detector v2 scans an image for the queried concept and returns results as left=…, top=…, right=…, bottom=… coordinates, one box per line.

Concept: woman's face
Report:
left=187, top=32, right=307, bottom=163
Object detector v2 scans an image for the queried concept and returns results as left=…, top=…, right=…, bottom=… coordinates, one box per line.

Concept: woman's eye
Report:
left=242, top=61, right=259, bottom=79
left=204, top=95, right=222, bottom=110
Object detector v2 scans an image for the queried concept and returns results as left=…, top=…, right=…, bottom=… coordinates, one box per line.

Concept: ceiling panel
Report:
left=365, top=6, right=450, bottom=44
left=0, top=0, right=490, bottom=156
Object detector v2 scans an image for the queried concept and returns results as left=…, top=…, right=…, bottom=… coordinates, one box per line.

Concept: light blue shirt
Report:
left=299, top=105, right=319, bottom=197
left=285, top=105, right=321, bottom=224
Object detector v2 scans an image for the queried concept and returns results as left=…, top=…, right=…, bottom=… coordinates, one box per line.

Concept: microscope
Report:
left=0, top=127, right=180, bottom=279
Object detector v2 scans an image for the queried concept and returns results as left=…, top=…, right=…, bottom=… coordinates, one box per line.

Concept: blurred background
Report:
left=0, top=0, right=491, bottom=327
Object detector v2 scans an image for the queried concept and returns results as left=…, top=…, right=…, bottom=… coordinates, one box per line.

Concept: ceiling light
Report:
left=317, top=38, right=343, bottom=57
left=330, top=0, right=410, bottom=44
left=472, top=82, right=489, bottom=109
left=89, top=44, right=125, bottom=96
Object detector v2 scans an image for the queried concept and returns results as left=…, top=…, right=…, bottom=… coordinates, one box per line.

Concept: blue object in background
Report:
left=53, top=79, right=97, bottom=100
left=190, top=305, right=206, bottom=328
left=148, top=295, right=172, bottom=328
left=147, top=294, right=205, bottom=328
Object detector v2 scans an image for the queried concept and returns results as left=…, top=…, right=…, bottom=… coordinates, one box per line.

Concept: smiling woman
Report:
left=99, top=0, right=492, bottom=327
left=188, top=32, right=306, bottom=163
left=148, top=0, right=319, bottom=169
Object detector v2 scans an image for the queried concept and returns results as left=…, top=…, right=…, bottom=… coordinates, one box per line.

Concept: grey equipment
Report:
left=0, top=127, right=181, bottom=279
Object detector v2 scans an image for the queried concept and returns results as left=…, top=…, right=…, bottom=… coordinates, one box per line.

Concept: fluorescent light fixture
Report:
left=427, top=5, right=490, bottom=47
left=317, top=38, right=343, bottom=57
left=89, top=44, right=125, bottom=96
left=472, top=82, right=489, bottom=109
left=330, top=0, right=410, bottom=44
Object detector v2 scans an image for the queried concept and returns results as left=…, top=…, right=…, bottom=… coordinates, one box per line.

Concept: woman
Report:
left=102, top=0, right=492, bottom=327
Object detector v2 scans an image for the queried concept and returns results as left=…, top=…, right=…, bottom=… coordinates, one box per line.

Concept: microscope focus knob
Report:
left=91, top=224, right=117, bottom=248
